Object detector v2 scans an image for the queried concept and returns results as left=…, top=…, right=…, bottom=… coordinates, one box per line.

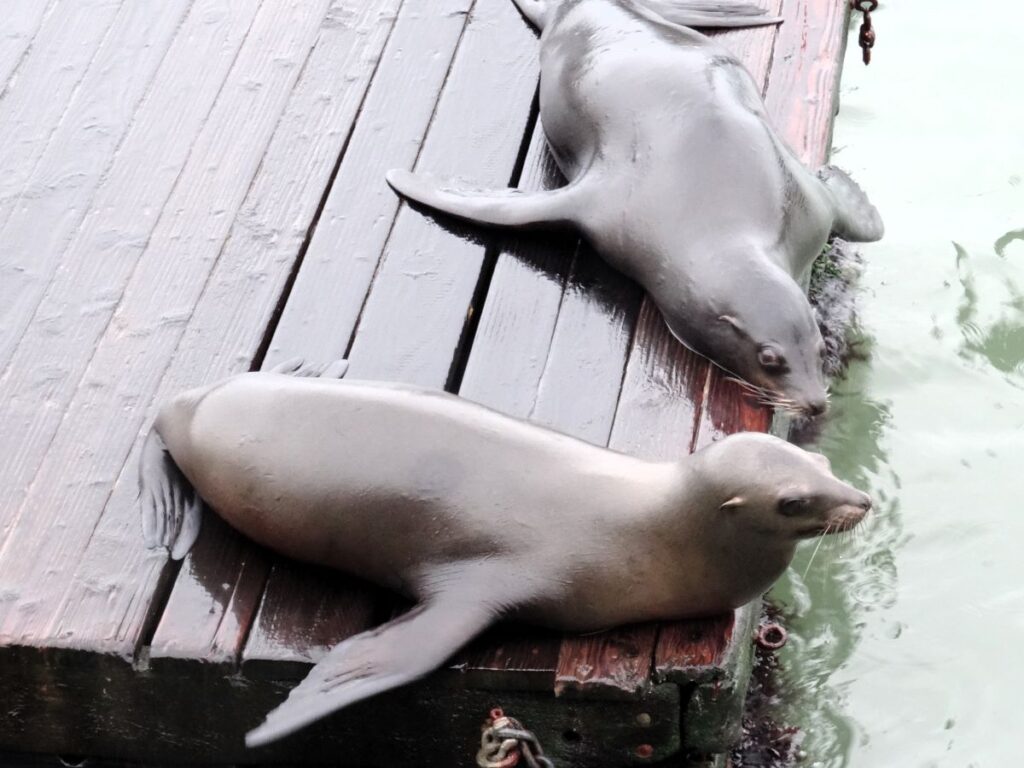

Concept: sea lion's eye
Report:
left=778, top=498, right=809, bottom=516
left=758, top=345, right=786, bottom=372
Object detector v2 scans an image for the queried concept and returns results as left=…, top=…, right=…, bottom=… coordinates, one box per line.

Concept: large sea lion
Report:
left=386, top=0, right=884, bottom=417
left=139, top=361, right=872, bottom=746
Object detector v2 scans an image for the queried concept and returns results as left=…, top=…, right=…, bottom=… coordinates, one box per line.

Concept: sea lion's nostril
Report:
left=858, top=494, right=873, bottom=511
left=805, top=399, right=828, bottom=417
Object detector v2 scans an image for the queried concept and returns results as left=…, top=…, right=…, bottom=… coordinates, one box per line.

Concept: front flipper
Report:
left=139, top=429, right=203, bottom=560
left=246, top=596, right=497, bottom=747
left=386, top=169, right=593, bottom=231
left=818, top=165, right=885, bottom=243
left=634, top=0, right=783, bottom=28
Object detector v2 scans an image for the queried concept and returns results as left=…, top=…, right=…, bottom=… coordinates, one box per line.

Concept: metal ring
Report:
left=756, top=622, right=788, bottom=650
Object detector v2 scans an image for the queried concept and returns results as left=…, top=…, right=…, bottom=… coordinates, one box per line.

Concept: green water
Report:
left=774, top=2, right=1024, bottom=765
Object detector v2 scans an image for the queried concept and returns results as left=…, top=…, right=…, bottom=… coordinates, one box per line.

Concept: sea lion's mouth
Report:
left=797, top=505, right=868, bottom=538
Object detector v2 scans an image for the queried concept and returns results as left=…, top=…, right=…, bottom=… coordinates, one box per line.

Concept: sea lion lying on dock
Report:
left=386, top=0, right=884, bottom=417
left=139, top=361, right=871, bottom=746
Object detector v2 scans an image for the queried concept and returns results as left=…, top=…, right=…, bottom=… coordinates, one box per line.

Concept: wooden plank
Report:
left=242, top=0, right=476, bottom=668
left=0, top=0, right=194, bottom=371
left=145, top=0, right=409, bottom=666
left=452, top=129, right=616, bottom=687
left=241, top=0, right=542, bottom=671
left=0, top=0, right=260, bottom=534
left=765, top=0, right=851, bottom=166
left=548, top=6, right=782, bottom=701
left=263, top=0, right=477, bottom=368
left=0, top=0, right=122, bottom=232
left=49, top=0, right=403, bottom=660
left=0, top=1, right=55, bottom=94
left=0, top=0, right=333, bottom=648
left=654, top=1, right=853, bottom=754
left=0, top=649, right=680, bottom=766
left=341, top=0, right=539, bottom=386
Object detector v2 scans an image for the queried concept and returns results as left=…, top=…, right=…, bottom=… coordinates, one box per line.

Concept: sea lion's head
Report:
left=661, top=261, right=829, bottom=417
left=695, top=433, right=871, bottom=542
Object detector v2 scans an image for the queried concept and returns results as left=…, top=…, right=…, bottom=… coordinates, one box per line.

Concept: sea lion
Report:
left=385, top=0, right=884, bottom=417
left=139, top=360, right=871, bottom=746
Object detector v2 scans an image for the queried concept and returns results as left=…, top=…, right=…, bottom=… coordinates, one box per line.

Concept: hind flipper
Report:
left=245, top=595, right=496, bottom=747
left=269, top=358, right=350, bottom=379
left=139, top=429, right=203, bottom=560
left=634, top=0, right=783, bottom=28
left=386, top=169, right=593, bottom=231
left=511, top=0, right=547, bottom=29
left=818, top=165, right=885, bottom=243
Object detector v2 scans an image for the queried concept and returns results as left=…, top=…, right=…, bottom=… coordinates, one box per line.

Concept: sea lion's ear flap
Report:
left=720, top=496, right=745, bottom=511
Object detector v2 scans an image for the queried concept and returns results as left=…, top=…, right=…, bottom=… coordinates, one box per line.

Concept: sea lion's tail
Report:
left=139, top=418, right=203, bottom=561
left=632, top=0, right=783, bottom=28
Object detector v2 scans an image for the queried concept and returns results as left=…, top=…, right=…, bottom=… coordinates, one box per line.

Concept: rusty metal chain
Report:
left=477, top=708, right=556, bottom=768
left=852, top=0, right=878, bottom=65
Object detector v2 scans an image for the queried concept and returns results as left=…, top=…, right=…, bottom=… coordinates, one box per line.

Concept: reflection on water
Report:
left=770, top=1, right=1024, bottom=765
left=956, top=240, right=1024, bottom=379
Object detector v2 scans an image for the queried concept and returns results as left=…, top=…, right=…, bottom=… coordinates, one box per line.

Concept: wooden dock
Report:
left=0, top=1, right=850, bottom=765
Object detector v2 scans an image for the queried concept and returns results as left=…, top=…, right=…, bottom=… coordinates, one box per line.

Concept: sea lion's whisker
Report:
left=802, top=523, right=832, bottom=579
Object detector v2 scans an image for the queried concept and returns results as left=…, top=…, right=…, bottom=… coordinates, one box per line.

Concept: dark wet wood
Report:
left=0, top=0, right=853, bottom=762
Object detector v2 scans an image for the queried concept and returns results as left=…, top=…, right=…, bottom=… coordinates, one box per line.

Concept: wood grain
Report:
left=0, top=0, right=333, bottom=647
left=765, top=0, right=852, bottom=166
left=57, top=0, right=403, bottom=660
left=0, top=1, right=55, bottom=95
left=0, top=0, right=261, bottom=534
left=242, top=0, right=543, bottom=670
left=342, top=0, right=539, bottom=386
left=263, top=0, right=477, bottom=369
left=553, top=4, right=784, bottom=699
left=0, top=0, right=194, bottom=374
left=647, top=1, right=782, bottom=696
left=0, top=0, right=121, bottom=233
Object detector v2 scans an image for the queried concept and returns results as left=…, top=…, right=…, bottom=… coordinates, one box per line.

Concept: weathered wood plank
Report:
left=244, top=0, right=476, bottom=668
left=0, top=0, right=261, bottom=535
left=263, top=0, right=477, bottom=369
left=551, top=6, right=783, bottom=700
left=0, top=0, right=333, bottom=648
left=241, top=0, right=541, bottom=670
left=0, top=1, right=55, bottom=95
left=341, top=0, right=539, bottom=386
left=655, top=1, right=853, bottom=754
left=51, top=0, right=403, bottom=659
left=0, top=649, right=680, bottom=766
left=241, top=564, right=381, bottom=678
left=0, top=0, right=194, bottom=369
left=0, top=0, right=123, bottom=233
left=765, top=0, right=851, bottom=166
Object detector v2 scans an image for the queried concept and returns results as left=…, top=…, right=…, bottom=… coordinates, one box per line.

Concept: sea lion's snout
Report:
left=801, top=396, right=828, bottom=418
left=825, top=494, right=871, bottom=532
